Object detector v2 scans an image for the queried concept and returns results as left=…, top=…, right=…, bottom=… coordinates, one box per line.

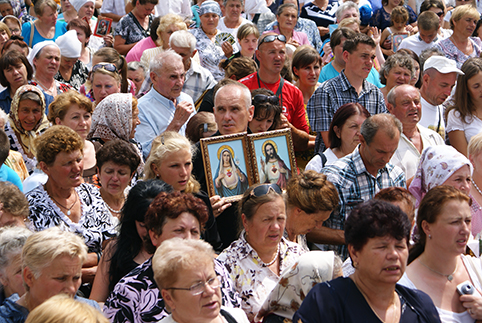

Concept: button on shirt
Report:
left=321, top=146, right=406, bottom=259
left=135, top=88, right=195, bottom=159
left=307, top=70, right=387, bottom=153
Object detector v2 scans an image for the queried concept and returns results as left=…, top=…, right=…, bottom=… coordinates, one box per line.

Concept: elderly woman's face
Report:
left=153, top=148, right=192, bottom=192
left=385, top=65, right=412, bottom=89
left=33, top=45, right=61, bottom=79
left=163, top=262, right=222, bottom=323
left=43, top=150, right=84, bottom=189
left=127, top=68, right=145, bottom=95
left=78, top=2, right=94, bottom=20
left=17, top=99, right=42, bottom=131
left=25, top=255, right=82, bottom=306
left=335, top=113, right=366, bottom=153
left=149, top=212, right=201, bottom=248
left=242, top=196, right=286, bottom=254
left=422, top=199, right=471, bottom=255
left=160, top=24, right=180, bottom=50
left=0, top=254, right=25, bottom=298
left=4, top=63, right=28, bottom=89
left=99, top=161, right=134, bottom=198
left=350, top=235, right=408, bottom=284
left=56, top=104, right=92, bottom=140
left=277, top=7, right=298, bottom=31
left=5, top=20, right=21, bottom=36
left=92, top=73, right=120, bottom=104
left=443, top=165, right=471, bottom=194
left=200, top=13, right=219, bottom=32
left=452, top=15, right=477, bottom=38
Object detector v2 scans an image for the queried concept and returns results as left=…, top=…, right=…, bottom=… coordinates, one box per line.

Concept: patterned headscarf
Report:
left=89, top=93, right=144, bottom=172
left=8, top=85, right=49, bottom=156
left=409, top=145, right=473, bottom=206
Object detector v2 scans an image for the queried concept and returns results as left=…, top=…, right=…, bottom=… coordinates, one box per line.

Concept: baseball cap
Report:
left=423, top=56, right=464, bottom=75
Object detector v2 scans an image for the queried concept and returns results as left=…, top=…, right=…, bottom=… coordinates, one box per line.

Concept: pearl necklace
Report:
left=262, top=243, right=280, bottom=267
left=105, top=202, right=122, bottom=214
left=472, top=179, right=482, bottom=196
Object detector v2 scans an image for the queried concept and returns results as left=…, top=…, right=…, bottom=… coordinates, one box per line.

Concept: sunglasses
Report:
left=258, top=34, right=286, bottom=48
left=252, top=94, right=280, bottom=106
left=92, top=63, right=117, bottom=73
left=434, top=11, right=444, bottom=16
left=249, top=184, right=282, bottom=199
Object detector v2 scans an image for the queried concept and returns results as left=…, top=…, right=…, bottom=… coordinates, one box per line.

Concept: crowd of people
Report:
left=0, top=0, right=481, bottom=321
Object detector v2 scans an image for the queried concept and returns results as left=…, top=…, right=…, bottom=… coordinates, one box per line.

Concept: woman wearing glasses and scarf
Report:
left=86, top=62, right=121, bottom=106
left=217, top=183, right=305, bottom=322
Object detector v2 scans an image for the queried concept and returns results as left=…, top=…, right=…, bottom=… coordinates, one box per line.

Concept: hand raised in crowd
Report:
left=222, top=41, right=234, bottom=58
left=166, top=100, right=195, bottom=132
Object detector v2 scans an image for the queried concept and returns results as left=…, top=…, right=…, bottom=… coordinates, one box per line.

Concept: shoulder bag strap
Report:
left=220, top=309, right=238, bottom=323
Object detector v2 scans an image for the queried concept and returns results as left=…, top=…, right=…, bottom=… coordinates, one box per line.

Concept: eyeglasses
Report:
left=166, top=276, right=222, bottom=296
left=249, top=184, right=282, bottom=199
left=252, top=94, right=280, bottom=106
left=92, top=63, right=117, bottom=73
left=258, top=34, right=287, bottom=48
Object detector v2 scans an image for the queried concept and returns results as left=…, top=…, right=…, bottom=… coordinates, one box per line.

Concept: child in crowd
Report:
left=380, top=6, right=412, bottom=56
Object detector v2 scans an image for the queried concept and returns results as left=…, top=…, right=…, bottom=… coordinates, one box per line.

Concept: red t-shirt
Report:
left=239, top=72, right=309, bottom=134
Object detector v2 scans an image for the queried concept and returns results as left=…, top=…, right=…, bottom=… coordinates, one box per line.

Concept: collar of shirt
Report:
left=339, top=70, right=371, bottom=97
left=351, top=145, right=389, bottom=178
left=149, top=86, right=180, bottom=109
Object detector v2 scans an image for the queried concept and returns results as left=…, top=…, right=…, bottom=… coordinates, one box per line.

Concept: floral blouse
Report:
left=189, top=28, right=226, bottom=81
left=217, top=232, right=305, bottom=322
left=54, top=60, right=89, bottom=91
left=25, top=183, right=116, bottom=254
left=104, top=257, right=241, bottom=323
left=435, top=37, right=482, bottom=69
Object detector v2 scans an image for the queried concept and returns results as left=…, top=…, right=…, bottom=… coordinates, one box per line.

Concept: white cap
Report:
left=70, top=0, right=95, bottom=13
left=27, top=41, right=60, bottom=71
left=423, top=56, right=464, bottom=75
left=55, top=30, right=82, bottom=58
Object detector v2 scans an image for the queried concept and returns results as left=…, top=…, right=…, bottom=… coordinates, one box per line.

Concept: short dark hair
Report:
left=345, top=199, right=411, bottom=252
left=0, top=130, right=9, bottom=164
left=374, top=187, right=416, bottom=222
left=291, top=45, right=321, bottom=81
left=329, top=103, right=370, bottom=149
left=251, top=88, right=282, bottom=130
left=419, top=0, right=445, bottom=13
left=343, top=33, right=375, bottom=53
left=330, top=27, right=357, bottom=50
left=67, top=18, right=92, bottom=39
left=0, top=51, right=33, bottom=88
left=96, top=139, right=141, bottom=175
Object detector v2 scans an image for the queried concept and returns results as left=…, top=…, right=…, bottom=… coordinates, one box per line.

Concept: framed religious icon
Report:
left=94, top=17, right=113, bottom=37
left=200, top=132, right=253, bottom=202
left=247, top=129, right=297, bottom=190
left=392, top=33, right=408, bottom=52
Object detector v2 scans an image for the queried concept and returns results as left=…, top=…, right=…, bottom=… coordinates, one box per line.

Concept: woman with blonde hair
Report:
left=285, top=170, right=339, bottom=251
left=144, top=131, right=222, bottom=250
left=139, top=14, right=187, bottom=68
left=25, top=294, right=108, bottom=323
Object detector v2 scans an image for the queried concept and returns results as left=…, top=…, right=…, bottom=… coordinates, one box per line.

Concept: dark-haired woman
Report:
left=400, top=185, right=482, bottom=322
left=306, top=103, right=370, bottom=172
left=217, top=183, right=305, bottom=321
left=89, top=179, right=171, bottom=302
left=248, top=88, right=282, bottom=134
left=0, top=51, right=33, bottom=114
left=294, top=199, right=441, bottom=323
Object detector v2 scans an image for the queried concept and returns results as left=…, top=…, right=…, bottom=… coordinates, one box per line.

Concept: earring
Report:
left=429, top=234, right=432, bottom=239
left=353, top=262, right=358, bottom=269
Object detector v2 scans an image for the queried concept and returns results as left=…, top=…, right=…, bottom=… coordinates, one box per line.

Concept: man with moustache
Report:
left=259, top=141, right=291, bottom=188
left=135, top=50, right=195, bottom=158
left=387, top=84, right=444, bottom=179
left=308, top=33, right=387, bottom=154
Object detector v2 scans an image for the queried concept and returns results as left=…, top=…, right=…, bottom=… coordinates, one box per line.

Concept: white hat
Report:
left=69, top=0, right=94, bottom=13
left=55, top=30, right=82, bottom=58
left=423, top=56, right=464, bottom=75
left=27, top=41, right=59, bottom=71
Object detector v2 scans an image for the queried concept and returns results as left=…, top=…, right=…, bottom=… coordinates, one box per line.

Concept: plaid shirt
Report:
left=183, top=61, right=217, bottom=104
left=307, top=71, right=387, bottom=152
left=321, top=146, right=406, bottom=259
